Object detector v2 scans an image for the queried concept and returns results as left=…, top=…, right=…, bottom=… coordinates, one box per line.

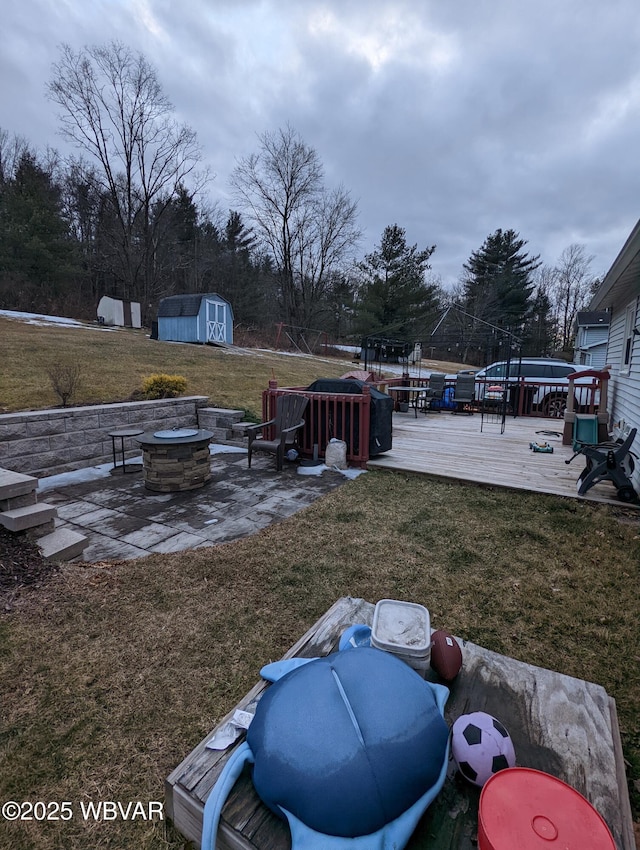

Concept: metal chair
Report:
left=451, top=373, right=476, bottom=414
left=422, top=372, right=445, bottom=413
left=247, top=394, right=309, bottom=471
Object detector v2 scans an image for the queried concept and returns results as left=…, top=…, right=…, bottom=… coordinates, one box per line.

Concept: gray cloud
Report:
left=2, top=0, right=639, bottom=286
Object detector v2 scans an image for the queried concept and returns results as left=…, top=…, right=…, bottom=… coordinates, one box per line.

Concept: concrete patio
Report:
left=30, top=411, right=638, bottom=565
left=38, top=447, right=350, bottom=563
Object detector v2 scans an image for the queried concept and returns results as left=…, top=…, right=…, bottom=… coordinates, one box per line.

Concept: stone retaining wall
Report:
left=0, top=397, right=231, bottom=478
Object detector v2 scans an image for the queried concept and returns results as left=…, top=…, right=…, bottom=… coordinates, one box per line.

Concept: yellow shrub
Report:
left=141, top=373, right=187, bottom=399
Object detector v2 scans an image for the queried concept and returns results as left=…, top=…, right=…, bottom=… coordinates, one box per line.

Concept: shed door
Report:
left=206, top=299, right=226, bottom=343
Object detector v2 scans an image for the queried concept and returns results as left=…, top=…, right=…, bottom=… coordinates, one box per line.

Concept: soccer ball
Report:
left=451, top=711, right=516, bottom=787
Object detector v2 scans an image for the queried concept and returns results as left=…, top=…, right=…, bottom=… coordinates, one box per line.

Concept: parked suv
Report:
left=474, top=358, right=597, bottom=418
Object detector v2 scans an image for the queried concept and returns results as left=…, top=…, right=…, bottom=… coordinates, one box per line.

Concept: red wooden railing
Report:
left=262, top=381, right=372, bottom=467
left=261, top=373, right=603, bottom=466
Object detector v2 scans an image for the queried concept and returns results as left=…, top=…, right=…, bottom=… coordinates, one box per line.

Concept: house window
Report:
left=621, top=301, right=637, bottom=375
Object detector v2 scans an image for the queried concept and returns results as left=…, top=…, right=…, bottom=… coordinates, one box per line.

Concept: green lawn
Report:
left=0, top=317, right=638, bottom=849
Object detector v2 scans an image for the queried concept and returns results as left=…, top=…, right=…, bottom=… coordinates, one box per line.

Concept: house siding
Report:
left=604, top=302, right=640, bottom=494
left=589, top=347, right=608, bottom=369
left=588, top=219, right=640, bottom=497
left=574, top=325, right=609, bottom=369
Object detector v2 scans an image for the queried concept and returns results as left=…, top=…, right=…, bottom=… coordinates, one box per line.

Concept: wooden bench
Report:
left=165, top=597, right=635, bottom=849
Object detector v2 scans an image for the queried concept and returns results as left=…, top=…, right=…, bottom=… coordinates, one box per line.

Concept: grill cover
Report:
left=306, top=378, right=393, bottom=456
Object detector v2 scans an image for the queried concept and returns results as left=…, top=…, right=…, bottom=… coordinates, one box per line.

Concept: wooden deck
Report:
left=166, top=597, right=635, bottom=850
left=368, top=410, right=634, bottom=506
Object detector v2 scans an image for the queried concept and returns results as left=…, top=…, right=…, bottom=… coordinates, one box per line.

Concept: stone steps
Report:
left=0, top=467, right=87, bottom=562
left=0, top=469, right=37, bottom=507
left=198, top=407, right=245, bottom=443
left=38, top=528, right=88, bottom=562
left=0, top=502, right=57, bottom=532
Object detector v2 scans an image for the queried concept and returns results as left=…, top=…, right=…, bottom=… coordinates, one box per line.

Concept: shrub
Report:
left=47, top=360, right=83, bottom=407
left=141, top=373, right=187, bottom=399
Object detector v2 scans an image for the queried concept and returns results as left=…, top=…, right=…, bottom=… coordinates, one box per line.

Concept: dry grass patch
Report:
left=0, top=471, right=638, bottom=848
left=0, top=318, right=357, bottom=415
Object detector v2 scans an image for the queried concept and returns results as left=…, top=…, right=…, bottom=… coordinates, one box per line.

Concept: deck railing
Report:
left=262, top=381, right=372, bottom=466
left=386, top=375, right=601, bottom=418
left=262, top=374, right=603, bottom=467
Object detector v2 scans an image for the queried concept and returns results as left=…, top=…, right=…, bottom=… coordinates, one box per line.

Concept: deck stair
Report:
left=0, top=468, right=88, bottom=562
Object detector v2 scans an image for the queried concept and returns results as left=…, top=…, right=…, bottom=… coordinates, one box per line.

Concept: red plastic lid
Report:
left=478, top=768, right=616, bottom=850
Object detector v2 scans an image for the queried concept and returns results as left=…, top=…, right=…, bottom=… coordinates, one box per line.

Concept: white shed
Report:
left=97, top=296, right=142, bottom=329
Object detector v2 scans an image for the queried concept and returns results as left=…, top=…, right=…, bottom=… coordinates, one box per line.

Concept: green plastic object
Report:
left=529, top=442, right=553, bottom=453
left=573, top=414, right=598, bottom=451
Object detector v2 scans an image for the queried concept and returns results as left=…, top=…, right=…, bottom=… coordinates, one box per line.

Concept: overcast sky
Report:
left=2, top=0, right=640, bottom=288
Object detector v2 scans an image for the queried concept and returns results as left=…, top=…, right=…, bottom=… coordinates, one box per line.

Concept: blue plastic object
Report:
left=202, top=647, right=450, bottom=849
left=338, top=623, right=372, bottom=650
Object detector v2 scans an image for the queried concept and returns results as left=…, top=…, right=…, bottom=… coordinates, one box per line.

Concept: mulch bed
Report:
left=0, top=526, right=58, bottom=607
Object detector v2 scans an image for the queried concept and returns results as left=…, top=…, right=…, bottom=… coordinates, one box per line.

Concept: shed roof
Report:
left=158, top=293, right=227, bottom=318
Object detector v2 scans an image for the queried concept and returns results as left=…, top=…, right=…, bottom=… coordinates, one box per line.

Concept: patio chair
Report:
left=451, top=373, right=476, bottom=414
left=422, top=372, right=445, bottom=412
left=247, top=394, right=309, bottom=471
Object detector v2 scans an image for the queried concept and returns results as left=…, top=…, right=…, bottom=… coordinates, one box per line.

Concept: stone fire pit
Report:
left=136, top=429, right=214, bottom=492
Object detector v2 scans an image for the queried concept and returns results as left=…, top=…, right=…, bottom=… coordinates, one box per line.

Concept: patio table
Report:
left=107, top=427, right=144, bottom=473
left=388, top=385, right=430, bottom=417
left=165, top=596, right=634, bottom=850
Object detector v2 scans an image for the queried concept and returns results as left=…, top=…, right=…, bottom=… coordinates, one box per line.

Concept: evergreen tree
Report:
left=462, top=228, right=540, bottom=361
left=522, top=281, right=556, bottom=356
left=0, top=152, right=80, bottom=312
left=60, top=161, right=103, bottom=308
left=356, top=224, right=438, bottom=342
left=218, top=211, right=267, bottom=326
left=323, top=271, right=357, bottom=340
left=151, top=185, right=200, bottom=300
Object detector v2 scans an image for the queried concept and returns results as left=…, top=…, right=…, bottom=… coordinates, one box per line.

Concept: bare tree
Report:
left=0, top=128, right=30, bottom=183
left=550, top=244, right=597, bottom=351
left=231, top=125, right=360, bottom=329
left=47, top=42, right=206, bottom=317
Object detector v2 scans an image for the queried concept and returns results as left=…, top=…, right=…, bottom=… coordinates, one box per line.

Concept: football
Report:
left=430, top=629, right=463, bottom=681
left=451, top=711, right=516, bottom=787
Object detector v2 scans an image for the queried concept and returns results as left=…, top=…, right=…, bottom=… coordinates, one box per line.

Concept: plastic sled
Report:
left=201, top=645, right=450, bottom=850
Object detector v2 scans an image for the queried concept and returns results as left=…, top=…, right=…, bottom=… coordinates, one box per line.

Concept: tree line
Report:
left=0, top=41, right=599, bottom=362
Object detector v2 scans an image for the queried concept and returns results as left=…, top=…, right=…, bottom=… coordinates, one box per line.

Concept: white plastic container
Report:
left=371, top=599, right=431, bottom=676
left=325, top=438, right=347, bottom=469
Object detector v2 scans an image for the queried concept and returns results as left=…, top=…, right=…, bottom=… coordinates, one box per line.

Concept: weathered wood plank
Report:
left=608, top=697, right=637, bottom=850
left=368, top=413, right=637, bottom=505
left=167, top=597, right=634, bottom=850
left=165, top=597, right=372, bottom=846
left=434, top=639, right=628, bottom=850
